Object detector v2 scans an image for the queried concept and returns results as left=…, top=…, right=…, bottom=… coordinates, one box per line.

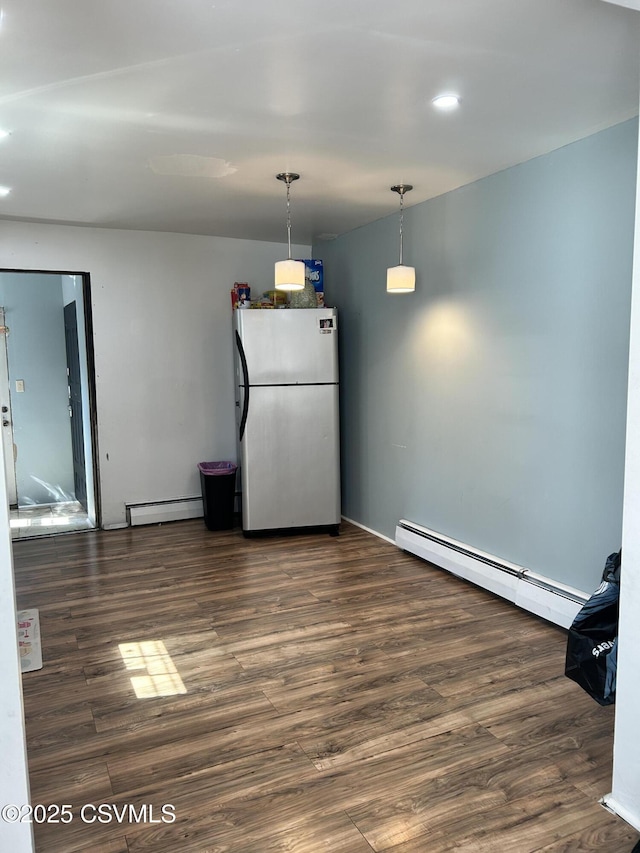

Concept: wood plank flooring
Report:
left=12, top=520, right=639, bottom=853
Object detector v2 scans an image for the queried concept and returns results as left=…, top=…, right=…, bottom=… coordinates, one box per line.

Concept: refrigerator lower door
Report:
left=241, top=384, right=340, bottom=531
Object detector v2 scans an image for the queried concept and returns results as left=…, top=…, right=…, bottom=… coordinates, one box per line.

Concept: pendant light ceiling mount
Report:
left=387, top=182, right=416, bottom=294
left=390, top=183, right=413, bottom=197
left=275, top=171, right=305, bottom=292
left=276, top=171, right=300, bottom=185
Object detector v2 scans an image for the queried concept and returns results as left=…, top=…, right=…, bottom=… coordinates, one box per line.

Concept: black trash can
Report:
left=198, top=461, right=237, bottom=531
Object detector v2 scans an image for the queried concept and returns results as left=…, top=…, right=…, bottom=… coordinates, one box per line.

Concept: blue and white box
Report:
left=296, top=259, right=324, bottom=306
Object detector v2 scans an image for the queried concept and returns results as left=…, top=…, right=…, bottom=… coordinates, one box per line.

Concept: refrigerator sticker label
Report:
left=319, top=317, right=335, bottom=334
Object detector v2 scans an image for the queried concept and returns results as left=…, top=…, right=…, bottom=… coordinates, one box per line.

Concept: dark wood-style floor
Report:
left=12, top=520, right=639, bottom=853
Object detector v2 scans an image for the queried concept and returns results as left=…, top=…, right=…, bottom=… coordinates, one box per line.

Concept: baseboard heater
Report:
left=127, top=497, right=204, bottom=527
left=395, top=519, right=589, bottom=629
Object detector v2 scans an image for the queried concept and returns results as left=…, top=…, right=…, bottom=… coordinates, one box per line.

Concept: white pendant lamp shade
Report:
left=275, top=171, right=305, bottom=292
left=387, top=183, right=416, bottom=293
left=275, top=258, right=306, bottom=291
left=386, top=264, right=416, bottom=293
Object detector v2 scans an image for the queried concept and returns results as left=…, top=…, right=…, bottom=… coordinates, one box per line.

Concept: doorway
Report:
left=0, top=270, right=99, bottom=537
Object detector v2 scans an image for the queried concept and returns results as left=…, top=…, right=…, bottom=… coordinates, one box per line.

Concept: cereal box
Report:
left=296, top=260, right=324, bottom=307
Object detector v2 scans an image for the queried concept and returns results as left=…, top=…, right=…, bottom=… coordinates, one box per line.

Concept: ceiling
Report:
left=0, top=0, right=638, bottom=245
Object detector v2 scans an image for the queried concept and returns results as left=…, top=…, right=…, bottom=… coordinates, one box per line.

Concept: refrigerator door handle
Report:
left=235, top=330, right=250, bottom=441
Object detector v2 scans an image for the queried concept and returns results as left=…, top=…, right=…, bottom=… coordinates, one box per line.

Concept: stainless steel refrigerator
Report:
left=233, top=308, right=341, bottom=535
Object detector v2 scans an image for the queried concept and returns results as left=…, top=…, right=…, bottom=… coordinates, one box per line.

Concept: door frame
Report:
left=0, top=307, right=17, bottom=506
left=0, top=267, right=101, bottom=527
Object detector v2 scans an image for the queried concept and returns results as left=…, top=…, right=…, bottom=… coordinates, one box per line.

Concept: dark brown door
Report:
left=63, top=302, right=87, bottom=509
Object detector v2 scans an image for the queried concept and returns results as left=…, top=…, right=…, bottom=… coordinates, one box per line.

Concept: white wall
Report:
left=609, top=93, right=640, bottom=838
left=0, top=223, right=309, bottom=527
left=0, top=430, right=34, bottom=852
left=610, top=245, right=640, bottom=831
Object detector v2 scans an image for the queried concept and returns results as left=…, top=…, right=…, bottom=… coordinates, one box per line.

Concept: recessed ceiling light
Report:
left=0, top=186, right=11, bottom=196
left=0, top=130, right=10, bottom=139
left=432, top=94, right=460, bottom=111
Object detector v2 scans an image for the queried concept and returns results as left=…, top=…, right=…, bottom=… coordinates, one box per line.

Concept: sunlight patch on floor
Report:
left=10, top=501, right=93, bottom=538
left=119, top=640, right=187, bottom=699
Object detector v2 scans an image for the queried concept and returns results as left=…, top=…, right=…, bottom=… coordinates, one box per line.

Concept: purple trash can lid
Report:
left=197, top=461, right=237, bottom=476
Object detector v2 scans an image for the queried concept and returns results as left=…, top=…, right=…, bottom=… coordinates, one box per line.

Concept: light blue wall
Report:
left=0, top=273, right=74, bottom=505
left=315, top=119, right=637, bottom=592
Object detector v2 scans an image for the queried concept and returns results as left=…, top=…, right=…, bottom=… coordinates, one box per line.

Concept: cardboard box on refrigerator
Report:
left=296, top=259, right=324, bottom=307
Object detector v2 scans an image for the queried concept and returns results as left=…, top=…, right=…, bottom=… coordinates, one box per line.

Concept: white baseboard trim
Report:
left=127, top=497, right=203, bottom=527
left=600, top=795, right=640, bottom=833
left=395, top=519, right=589, bottom=629
left=341, top=515, right=395, bottom=545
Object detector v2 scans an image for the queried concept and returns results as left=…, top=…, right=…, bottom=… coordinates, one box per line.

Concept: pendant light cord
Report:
left=286, top=180, right=293, bottom=260
left=276, top=172, right=300, bottom=262
left=399, top=190, right=404, bottom=266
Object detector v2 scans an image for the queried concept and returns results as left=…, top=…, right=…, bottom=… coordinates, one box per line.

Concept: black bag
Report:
left=564, top=549, right=620, bottom=706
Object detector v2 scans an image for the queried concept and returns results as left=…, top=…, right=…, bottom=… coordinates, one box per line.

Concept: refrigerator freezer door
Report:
left=235, top=308, right=338, bottom=385
left=241, top=384, right=340, bottom=531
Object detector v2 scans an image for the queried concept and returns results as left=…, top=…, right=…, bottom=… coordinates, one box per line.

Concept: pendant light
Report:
left=387, top=183, right=415, bottom=293
left=275, top=172, right=305, bottom=291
